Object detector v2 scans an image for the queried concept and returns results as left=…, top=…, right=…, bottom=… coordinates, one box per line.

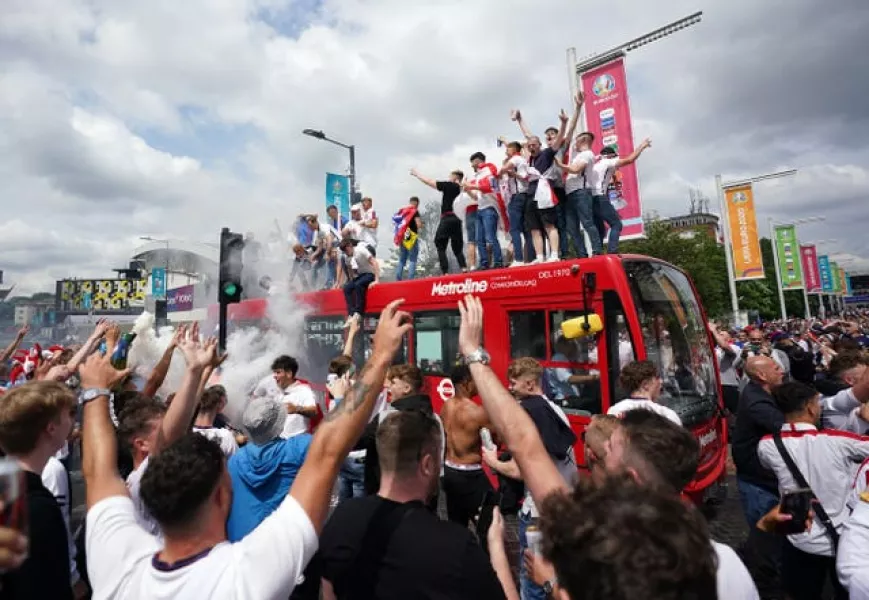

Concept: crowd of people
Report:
left=269, top=94, right=652, bottom=326
left=710, top=311, right=869, bottom=599
left=1, top=304, right=868, bottom=599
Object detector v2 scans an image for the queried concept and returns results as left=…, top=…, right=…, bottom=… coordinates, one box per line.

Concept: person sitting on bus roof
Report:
left=607, top=360, right=682, bottom=426
left=336, top=237, right=380, bottom=329
left=289, top=243, right=312, bottom=291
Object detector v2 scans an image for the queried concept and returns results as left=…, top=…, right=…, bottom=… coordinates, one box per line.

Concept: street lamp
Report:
left=768, top=216, right=824, bottom=321
left=139, top=236, right=170, bottom=299
left=715, top=169, right=797, bottom=323
left=566, top=12, right=703, bottom=117
left=302, top=128, right=357, bottom=201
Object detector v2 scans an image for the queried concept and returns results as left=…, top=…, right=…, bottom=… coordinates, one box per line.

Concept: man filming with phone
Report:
left=758, top=381, right=869, bottom=600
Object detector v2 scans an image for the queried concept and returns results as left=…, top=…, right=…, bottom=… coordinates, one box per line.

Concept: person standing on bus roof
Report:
left=556, top=132, right=599, bottom=258
left=336, top=237, right=380, bottom=328
left=462, top=152, right=504, bottom=270
left=410, top=167, right=469, bottom=275
left=343, top=204, right=378, bottom=256
left=393, top=197, right=423, bottom=281
left=498, top=142, right=535, bottom=266
left=588, top=139, right=651, bottom=254
left=361, top=197, right=379, bottom=251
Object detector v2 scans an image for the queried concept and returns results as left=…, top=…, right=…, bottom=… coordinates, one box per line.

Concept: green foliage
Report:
left=621, top=220, right=730, bottom=318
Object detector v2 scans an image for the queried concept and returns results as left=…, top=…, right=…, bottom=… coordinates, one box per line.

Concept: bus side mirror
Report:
left=561, top=314, right=604, bottom=339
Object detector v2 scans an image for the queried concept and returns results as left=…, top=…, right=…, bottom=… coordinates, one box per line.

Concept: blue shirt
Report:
left=226, top=435, right=312, bottom=541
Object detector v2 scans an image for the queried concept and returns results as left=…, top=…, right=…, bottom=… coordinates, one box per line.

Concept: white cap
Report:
left=350, top=203, right=363, bottom=212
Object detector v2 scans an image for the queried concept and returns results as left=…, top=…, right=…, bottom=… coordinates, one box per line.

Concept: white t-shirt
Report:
left=361, top=208, right=379, bottom=248
left=192, top=427, right=238, bottom=457
left=607, top=398, right=683, bottom=426
left=310, top=223, right=336, bottom=248
left=716, top=344, right=741, bottom=388
left=507, top=155, right=530, bottom=194
left=564, top=150, right=594, bottom=194
left=473, top=165, right=499, bottom=211
left=712, top=541, right=759, bottom=599
left=42, top=456, right=79, bottom=584
left=126, top=457, right=161, bottom=537
left=838, top=499, right=869, bottom=597
left=280, top=381, right=318, bottom=438
left=589, top=157, right=620, bottom=196
left=85, top=494, right=318, bottom=599
left=349, top=245, right=376, bottom=276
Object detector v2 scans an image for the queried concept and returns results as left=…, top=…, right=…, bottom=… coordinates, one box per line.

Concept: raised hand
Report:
left=91, top=319, right=111, bottom=340
left=559, top=109, right=568, bottom=123
left=510, top=109, right=521, bottom=122
left=79, top=345, right=131, bottom=390
left=458, top=295, right=484, bottom=357
left=15, top=326, right=30, bottom=340
left=170, top=324, right=187, bottom=349
left=575, top=90, right=585, bottom=106
left=178, top=333, right=215, bottom=370
left=371, top=299, right=412, bottom=361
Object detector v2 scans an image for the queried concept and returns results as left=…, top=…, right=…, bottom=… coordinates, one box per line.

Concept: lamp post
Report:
left=139, top=236, right=170, bottom=299
left=768, top=216, right=824, bottom=321
left=302, top=128, right=357, bottom=201
left=715, top=169, right=797, bottom=323
left=566, top=12, right=703, bottom=125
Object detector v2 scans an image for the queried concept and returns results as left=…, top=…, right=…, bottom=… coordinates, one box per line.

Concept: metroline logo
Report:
left=430, top=278, right=489, bottom=297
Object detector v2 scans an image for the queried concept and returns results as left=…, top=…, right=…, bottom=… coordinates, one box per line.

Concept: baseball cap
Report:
left=600, top=146, right=617, bottom=156
left=350, top=203, right=363, bottom=212
left=242, top=397, right=287, bottom=446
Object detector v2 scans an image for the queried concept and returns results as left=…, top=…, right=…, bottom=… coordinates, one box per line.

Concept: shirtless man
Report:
left=440, top=364, right=496, bottom=543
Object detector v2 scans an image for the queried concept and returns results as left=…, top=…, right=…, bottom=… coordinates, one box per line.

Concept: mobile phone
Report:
left=780, top=488, right=813, bottom=534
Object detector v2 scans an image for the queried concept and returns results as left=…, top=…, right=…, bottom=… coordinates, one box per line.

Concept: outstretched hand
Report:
left=178, top=330, right=216, bottom=370
left=458, top=295, right=484, bottom=357
left=371, top=299, right=412, bottom=361
left=79, top=346, right=131, bottom=390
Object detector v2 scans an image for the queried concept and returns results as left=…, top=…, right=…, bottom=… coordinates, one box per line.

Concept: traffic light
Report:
left=219, top=228, right=244, bottom=304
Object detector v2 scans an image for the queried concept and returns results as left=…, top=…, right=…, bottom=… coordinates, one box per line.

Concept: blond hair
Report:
left=507, top=357, right=543, bottom=381
left=0, top=381, right=76, bottom=455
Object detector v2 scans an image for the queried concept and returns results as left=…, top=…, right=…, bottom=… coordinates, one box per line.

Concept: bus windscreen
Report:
left=624, top=260, right=718, bottom=427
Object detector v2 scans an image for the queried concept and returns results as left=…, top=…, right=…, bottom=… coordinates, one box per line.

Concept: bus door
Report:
left=407, top=310, right=462, bottom=414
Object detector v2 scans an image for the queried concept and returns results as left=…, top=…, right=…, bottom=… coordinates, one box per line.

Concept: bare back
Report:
left=440, top=396, right=490, bottom=466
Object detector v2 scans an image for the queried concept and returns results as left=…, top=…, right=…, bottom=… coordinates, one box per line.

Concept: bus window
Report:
left=304, top=316, right=345, bottom=381
left=362, top=314, right=408, bottom=366
left=413, top=311, right=461, bottom=376
left=624, top=260, right=718, bottom=426
left=546, top=311, right=602, bottom=415
left=509, top=311, right=547, bottom=359
left=602, top=291, right=637, bottom=403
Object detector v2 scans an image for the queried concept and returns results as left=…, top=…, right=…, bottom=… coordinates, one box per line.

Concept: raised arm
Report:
left=0, top=326, right=29, bottom=363
left=551, top=109, right=569, bottom=151
left=511, top=109, right=534, bottom=140
left=80, top=327, right=133, bottom=508
left=458, top=296, right=569, bottom=503
left=560, top=92, right=584, bottom=150
left=290, top=299, right=412, bottom=532
left=65, top=320, right=110, bottom=374
left=616, top=138, right=652, bottom=167
left=410, top=168, right=438, bottom=190
left=142, top=326, right=184, bottom=398
left=342, top=316, right=361, bottom=357
left=153, top=326, right=213, bottom=454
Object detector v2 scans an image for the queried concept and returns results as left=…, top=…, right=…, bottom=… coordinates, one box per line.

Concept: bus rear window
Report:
left=304, top=316, right=345, bottom=381
left=624, top=260, right=718, bottom=426
left=414, top=311, right=461, bottom=375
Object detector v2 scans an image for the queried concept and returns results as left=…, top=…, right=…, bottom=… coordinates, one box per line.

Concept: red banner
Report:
left=580, top=57, right=644, bottom=239
left=800, top=244, right=821, bottom=293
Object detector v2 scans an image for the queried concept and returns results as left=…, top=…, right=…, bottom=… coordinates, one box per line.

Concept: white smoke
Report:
left=127, top=311, right=187, bottom=399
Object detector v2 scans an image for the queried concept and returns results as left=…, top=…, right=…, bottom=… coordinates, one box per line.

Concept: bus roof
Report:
left=218, top=254, right=684, bottom=321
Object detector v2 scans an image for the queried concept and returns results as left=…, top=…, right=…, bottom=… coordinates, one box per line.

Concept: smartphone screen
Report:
left=780, top=488, right=813, bottom=534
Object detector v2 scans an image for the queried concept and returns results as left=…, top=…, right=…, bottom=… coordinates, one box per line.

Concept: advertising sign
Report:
left=799, top=245, right=821, bottom=293
left=724, top=185, right=764, bottom=280
left=774, top=225, right=803, bottom=289
left=167, top=285, right=195, bottom=312
left=818, top=255, right=834, bottom=293
left=325, top=173, right=351, bottom=219
left=580, top=57, right=644, bottom=239
left=830, top=262, right=841, bottom=293
left=151, top=267, right=167, bottom=298
left=56, top=279, right=147, bottom=312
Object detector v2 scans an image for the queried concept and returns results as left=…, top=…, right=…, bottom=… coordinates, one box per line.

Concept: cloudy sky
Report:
left=3, top=0, right=868, bottom=294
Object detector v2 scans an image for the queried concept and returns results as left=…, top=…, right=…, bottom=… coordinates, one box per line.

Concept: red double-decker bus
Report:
left=208, top=255, right=727, bottom=500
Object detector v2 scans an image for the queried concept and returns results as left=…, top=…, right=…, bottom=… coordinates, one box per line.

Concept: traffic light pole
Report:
left=218, top=297, right=228, bottom=353
left=218, top=227, right=229, bottom=353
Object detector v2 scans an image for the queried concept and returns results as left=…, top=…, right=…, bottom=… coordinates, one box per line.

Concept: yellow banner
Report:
left=725, top=185, right=765, bottom=280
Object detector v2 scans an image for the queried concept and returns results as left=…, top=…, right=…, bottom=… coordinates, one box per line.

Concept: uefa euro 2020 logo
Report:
left=332, top=179, right=343, bottom=195
left=593, top=74, right=616, bottom=97
left=732, top=191, right=748, bottom=204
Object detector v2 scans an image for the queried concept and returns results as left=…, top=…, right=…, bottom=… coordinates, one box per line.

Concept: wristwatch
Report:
left=79, top=388, right=112, bottom=404
left=543, top=578, right=558, bottom=596
left=463, top=347, right=491, bottom=366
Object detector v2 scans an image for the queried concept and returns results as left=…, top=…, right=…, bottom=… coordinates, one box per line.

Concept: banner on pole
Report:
left=846, top=273, right=853, bottom=297
left=800, top=245, right=821, bottom=293
left=818, top=255, right=834, bottom=293
left=773, top=225, right=803, bottom=289
left=151, top=267, right=166, bottom=298
left=580, top=57, right=644, bottom=239
left=325, top=173, right=351, bottom=219
left=830, top=262, right=841, bottom=293
left=724, top=185, right=764, bottom=280
left=838, top=268, right=847, bottom=296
